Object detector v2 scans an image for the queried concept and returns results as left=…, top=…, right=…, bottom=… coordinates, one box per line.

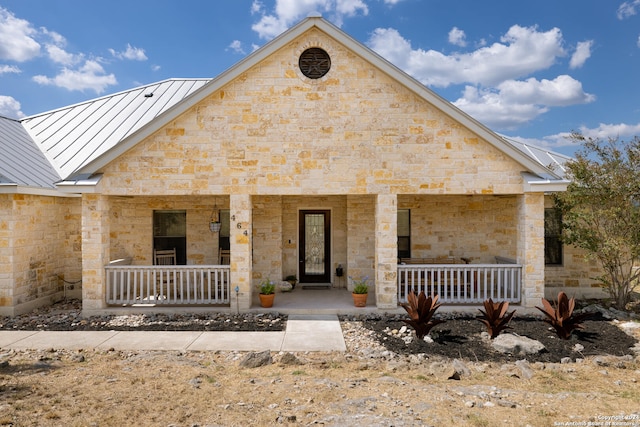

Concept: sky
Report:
left=1, top=0, right=640, bottom=157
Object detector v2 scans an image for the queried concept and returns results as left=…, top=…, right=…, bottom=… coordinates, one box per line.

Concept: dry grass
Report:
left=1, top=348, right=639, bottom=427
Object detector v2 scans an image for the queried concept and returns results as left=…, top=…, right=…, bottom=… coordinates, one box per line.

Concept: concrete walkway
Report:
left=0, top=314, right=346, bottom=352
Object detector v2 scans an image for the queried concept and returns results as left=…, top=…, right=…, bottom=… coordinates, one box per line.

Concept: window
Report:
left=299, top=48, right=331, bottom=79
left=153, top=210, right=187, bottom=264
left=398, top=209, right=411, bottom=259
left=219, top=209, right=230, bottom=251
left=544, top=208, right=563, bottom=265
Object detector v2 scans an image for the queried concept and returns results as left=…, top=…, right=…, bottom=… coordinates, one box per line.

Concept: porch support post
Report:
left=375, top=194, right=398, bottom=309
left=81, top=194, right=110, bottom=314
left=230, top=194, right=252, bottom=311
left=517, top=192, right=545, bottom=308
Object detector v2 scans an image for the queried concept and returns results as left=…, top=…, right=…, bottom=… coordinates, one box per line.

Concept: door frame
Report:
left=298, top=209, right=331, bottom=283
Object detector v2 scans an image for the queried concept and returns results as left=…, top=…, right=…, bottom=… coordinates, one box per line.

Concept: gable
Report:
left=96, top=25, right=545, bottom=196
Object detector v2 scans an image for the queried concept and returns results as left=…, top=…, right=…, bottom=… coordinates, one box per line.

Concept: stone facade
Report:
left=1, top=18, right=605, bottom=316
left=0, top=194, right=81, bottom=316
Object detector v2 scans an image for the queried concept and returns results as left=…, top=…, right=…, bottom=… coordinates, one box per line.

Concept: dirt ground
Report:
left=1, top=302, right=640, bottom=426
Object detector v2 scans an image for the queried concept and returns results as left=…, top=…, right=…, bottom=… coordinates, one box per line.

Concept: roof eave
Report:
left=522, top=172, right=569, bottom=192
left=0, top=183, right=79, bottom=197
left=55, top=174, right=103, bottom=194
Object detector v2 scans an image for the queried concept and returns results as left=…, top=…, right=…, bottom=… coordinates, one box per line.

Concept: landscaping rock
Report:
left=239, top=350, right=272, bottom=368
left=492, top=333, right=546, bottom=355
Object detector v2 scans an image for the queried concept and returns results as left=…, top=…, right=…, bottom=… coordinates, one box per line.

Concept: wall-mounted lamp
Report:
left=209, top=197, right=221, bottom=233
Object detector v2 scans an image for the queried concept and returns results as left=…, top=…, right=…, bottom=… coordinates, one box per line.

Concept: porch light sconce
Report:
left=209, top=198, right=222, bottom=233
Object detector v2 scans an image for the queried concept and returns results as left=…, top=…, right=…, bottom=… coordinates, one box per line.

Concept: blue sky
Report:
left=1, top=0, right=640, bottom=156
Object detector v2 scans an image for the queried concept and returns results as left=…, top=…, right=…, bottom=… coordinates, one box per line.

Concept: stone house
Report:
left=0, top=16, right=604, bottom=316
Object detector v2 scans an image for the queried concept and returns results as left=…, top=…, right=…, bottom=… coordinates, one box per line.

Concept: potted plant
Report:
left=284, top=274, right=298, bottom=290
left=350, top=276, right=369, bottom=307
left=258, top=279, right=276, bottom=308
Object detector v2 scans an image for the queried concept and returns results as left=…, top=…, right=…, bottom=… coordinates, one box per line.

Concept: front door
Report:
left=299, top=210, right=331, bottom=283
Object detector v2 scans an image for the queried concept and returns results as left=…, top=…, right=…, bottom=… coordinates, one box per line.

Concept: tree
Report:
left=553, top=134, right=640, bottom=309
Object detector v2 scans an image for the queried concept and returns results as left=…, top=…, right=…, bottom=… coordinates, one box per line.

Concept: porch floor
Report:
left=251, top=285, right=400, bottom=315
left=249, top=285, right=522, bottom=316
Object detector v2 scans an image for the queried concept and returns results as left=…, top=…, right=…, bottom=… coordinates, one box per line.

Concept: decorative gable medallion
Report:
left=298, top=47, right=331, bottom=79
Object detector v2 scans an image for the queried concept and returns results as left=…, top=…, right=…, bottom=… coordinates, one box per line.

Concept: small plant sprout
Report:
left=476, top=298, right=516, bottom=339
left=536, top=291, right=592, bottom=340
left=349, top=276, right=369, bottom=294
left=400, top=291, right=445, bottom=339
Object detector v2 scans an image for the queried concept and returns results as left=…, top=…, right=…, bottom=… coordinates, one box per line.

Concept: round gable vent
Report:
left=298, top=48, right=331, bottom=79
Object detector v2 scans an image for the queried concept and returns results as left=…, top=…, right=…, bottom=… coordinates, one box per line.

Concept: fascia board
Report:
left=522, top=172, right=569, bottom=192
left=0, top=184, right=79, bottom=197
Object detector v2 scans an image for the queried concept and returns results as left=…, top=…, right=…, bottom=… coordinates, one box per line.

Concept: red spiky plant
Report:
left=536, top=291, right=592, bottom=340
left=400, top=291, right=446, bottom=339
left=476, top=298, right=516, bottom=339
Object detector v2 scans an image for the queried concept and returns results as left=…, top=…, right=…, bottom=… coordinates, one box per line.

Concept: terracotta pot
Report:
left=259, top=293, right=275, bottom=308
left=352, top=292, right=367, bottom=307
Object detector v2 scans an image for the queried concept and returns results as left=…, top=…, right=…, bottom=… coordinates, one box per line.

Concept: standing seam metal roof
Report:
left=0, top=116, right=61, bottom=188
left=20, top=78, right=210, bottom=180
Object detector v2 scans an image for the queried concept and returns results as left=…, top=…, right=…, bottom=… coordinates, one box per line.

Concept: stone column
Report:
left=517, top=192, right=545, bottom=308
left=81, top=194, right=110, bottom=314
left=230, top=194, right=252, bottom=311
left=375, top=194, right=398, bottom=309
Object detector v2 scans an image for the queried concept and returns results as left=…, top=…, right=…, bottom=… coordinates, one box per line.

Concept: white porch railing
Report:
left=397, top=264, right=522, bottom=304
left=106, top=265, right=231, bottom=306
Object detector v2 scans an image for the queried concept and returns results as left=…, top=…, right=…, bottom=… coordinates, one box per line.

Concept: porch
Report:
left=104, top=262, right=522, bottom=311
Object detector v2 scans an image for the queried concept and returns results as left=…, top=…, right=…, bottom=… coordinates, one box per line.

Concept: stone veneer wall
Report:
left=346, top=195, right=376, bottom=292
left=252, top=195, right=283, bottom=288
left=0, top=194, right=82, bottom=315
left=399, top=195, right=518, bottom=263
left=109, top=196, right=226, bottom=265
left=543, top=196, right=606, bottom=299
left=98, top=28, right=527, bottom=198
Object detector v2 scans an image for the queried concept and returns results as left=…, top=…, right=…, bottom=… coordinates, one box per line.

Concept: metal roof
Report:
left=502, top=137, right=571, bottom=180
left=20, top=78, right=209, bottom=180
left=0, top=115, right=61, bottom=188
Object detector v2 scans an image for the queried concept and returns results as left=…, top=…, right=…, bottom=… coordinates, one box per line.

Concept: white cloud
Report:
left=512, top=122, right=640, bottom=152
left=453, top=76, right=595, bottom=130
left=0, top=7, right=40, bottom=62
left=569, top=40, right=593, bottom=69
left=637, top=34, right=640, bottom=48
left=367, top=24, right=566, bottom=87
left=383, top=0, right=404, bottom=4
left=46, top=44, right=78, bottom=66
left=228, top=40, right=246, bottom=54
left=496, top=75, right=595, bottom=107
left=0, top=95, right=25, bottom=118
left=251, top=0, right=264, bottom=14
left=573, top=122, right=640, bottom=140
left=33, top=59, right=117, bottom=93
left=0, top=64, right=20, bottom=74
left=454, top=85, right=549, bottom=130
left=151, top=64, right=161, bottom=72
left=252, top=0, right=368, bottom=39
left=617, top=0, right=640, bottom=19
left=448, top=27, right=467, bottom=47
left=109, top=44, right=147, bottom=61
